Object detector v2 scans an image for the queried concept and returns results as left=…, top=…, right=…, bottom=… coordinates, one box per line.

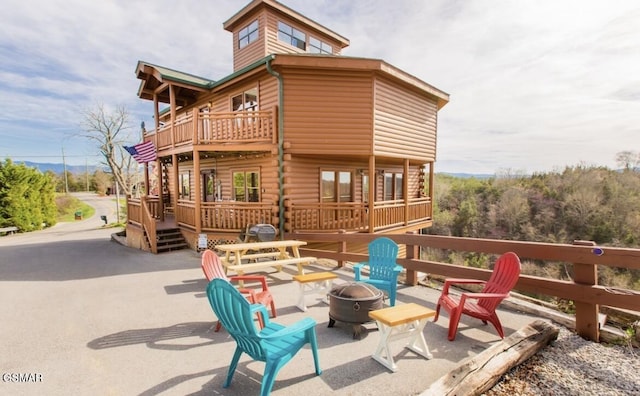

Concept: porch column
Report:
left=368, top=156, right=376, bottom=233
left=428, top=163, right=434, bottom=219
left=193, top=151, right=202, bottom=234
left=173, top=154, right=179, bottom=218
left=156, top=160, right=163, bottom=221
left=169, top=84, right=176, bottom=147
left=404, top=159, right=409, bottom=226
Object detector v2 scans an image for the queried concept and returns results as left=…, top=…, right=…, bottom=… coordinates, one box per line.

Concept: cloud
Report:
left=1, top=0, right=639, bottom=171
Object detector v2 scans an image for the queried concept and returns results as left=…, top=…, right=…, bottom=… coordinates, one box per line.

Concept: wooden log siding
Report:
left=197, top=110, right=275, bottom=143
left=374, top=76, right=438, bottom=160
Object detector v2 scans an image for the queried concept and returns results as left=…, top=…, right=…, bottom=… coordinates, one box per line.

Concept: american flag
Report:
left=124, top=141, right=157, bottom=163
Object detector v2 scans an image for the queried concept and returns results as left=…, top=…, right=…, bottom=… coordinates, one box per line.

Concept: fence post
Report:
left=405, top=231, right=418, bottom=285
left=337, top=230, right=346, bottom=268
left=573, top=240, right=600, bottom=342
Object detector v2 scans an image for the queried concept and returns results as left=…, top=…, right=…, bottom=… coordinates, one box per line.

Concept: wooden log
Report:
left=422, top=320, right=559, bottom=396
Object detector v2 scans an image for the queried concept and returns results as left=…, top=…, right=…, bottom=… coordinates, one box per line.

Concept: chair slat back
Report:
left=206, top=278, right=267, bottom=361
left=201, top=249, right=228, bottom=281
left=367, top=237, right=399, bottom=280
left=479, top=252, right=521, bottom=311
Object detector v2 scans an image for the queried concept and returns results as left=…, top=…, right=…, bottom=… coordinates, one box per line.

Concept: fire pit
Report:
left=328, top=282, right=383, bottom=339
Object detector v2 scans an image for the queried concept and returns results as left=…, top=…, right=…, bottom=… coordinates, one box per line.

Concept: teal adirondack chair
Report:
left=353, top=237, right=402, bottom=306
left=206, top=278, right=321, bottom=396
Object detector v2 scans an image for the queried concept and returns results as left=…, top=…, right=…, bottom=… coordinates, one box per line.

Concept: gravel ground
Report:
left=485, top=326, right=640, bottom=396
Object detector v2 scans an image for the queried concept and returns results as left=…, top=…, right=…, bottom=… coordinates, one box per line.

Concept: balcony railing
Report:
left=286, top=202, right=368, bottom=232
left=286, top=198, right=432, bottom=232
left=146, top=107, right=276, bottom=151
left=372, top=197, right=432, bottom=231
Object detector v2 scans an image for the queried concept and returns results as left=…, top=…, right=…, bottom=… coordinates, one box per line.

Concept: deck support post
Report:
left=405, top=231, right=418, bottom=285
left=573, top=240, right=600, bottom=342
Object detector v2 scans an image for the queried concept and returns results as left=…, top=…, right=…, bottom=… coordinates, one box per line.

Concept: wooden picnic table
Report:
left=215, top=240, right=315, bottom=276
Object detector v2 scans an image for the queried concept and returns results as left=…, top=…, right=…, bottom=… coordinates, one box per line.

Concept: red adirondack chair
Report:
left=201, top=249, right=276, bottom=331
left=434, top=252, right=521, bottom=341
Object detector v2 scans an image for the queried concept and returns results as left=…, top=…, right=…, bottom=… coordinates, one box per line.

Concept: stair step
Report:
left=157, top=242, right=189, bottom=252
left=146, top=227, right=188, bottom=253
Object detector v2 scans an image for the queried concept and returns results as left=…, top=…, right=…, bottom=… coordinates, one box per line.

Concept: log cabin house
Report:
left=126, top=0, right=449, bottom=253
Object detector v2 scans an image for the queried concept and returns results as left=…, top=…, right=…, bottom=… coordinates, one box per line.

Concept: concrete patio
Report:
left=0, top=216, right=546, bottom=396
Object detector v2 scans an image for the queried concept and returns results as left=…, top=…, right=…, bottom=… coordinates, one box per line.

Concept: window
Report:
left=309, top=37, right=332, bottom=54
left=202, top=171, right=215, bottom=202
left=233, top=170, right=260, bottom=202
left=238, top=20, right=259, bottom=49
left=384, top=173, right=403, bottom=201
left=321, top=170, right=353, bottom=202
left=278, top=21, right=306, bottom=50
left=231, top=88, right=258, bottom=112
left=362, top=174, right=369, bottom=203
left=179, top=171, right=190, bottom=199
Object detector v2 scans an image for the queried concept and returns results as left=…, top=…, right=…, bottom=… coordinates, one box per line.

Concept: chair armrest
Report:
left=460, top=292, right=509, bottom=300
left=393, top=264, right=403, bottom=274
left=251, top=304, right=271, bottom=325
left=353, top=262, right=367, bottom=281
left=442, top=278, right=486, bottom=294
left=260, top=317, right=317, bottom=340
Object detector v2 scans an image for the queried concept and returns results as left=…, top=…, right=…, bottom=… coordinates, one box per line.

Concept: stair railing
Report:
left=140, top=196, right=158, bottom=253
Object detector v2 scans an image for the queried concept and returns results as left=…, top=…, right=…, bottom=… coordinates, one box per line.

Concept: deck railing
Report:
left=372, top=197, right=432, bottom=231
left=287, top=198, right=432, bottom=232
left=145, top=108, right=275, bottom=151
left=289, top=231, right=640, bottom=343
left=130, top=197, right=432, bottom=235
left=286, top=202, right=368, bottom=232
left=169, top=201, right=275, bottom=232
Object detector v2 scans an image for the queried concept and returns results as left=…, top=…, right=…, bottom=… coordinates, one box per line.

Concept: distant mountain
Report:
left=437, top=172, right=494, bottom=179
left=18, top=161, right=104, bottom=174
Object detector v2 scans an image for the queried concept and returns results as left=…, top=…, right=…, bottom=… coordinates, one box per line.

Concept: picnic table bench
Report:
left=0, top=226, right=18, bottom=235
left=216, top=240, right=315, bottom=276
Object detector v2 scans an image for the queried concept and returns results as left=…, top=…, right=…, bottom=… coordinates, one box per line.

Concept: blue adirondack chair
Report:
left=353, top=237, right=402, bottom=306
left=206, top=278, right=321, bottom=396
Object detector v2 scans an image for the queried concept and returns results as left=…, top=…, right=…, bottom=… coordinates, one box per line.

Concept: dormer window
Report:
left=278, top=21, right=306, bottom=50
left=238, top=20, right=259, bottom=49
left=309, top=37, right=332, bottom=54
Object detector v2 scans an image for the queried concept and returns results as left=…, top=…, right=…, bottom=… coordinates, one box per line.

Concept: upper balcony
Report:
left=145, top=107, right=277, bottom=154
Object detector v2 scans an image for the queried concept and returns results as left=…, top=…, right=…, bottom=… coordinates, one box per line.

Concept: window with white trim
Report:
left=309, top=37, right=332, bottom=54
left=238, top=20, right=259, bottom=49
left=278, top=21, right=306, bottom=50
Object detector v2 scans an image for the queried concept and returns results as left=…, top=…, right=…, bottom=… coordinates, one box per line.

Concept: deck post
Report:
left=405, top=231, right=418, bottom=285
left=337, top=229, right=346, bottom=268
left=572, top=240, right=600, bottom=342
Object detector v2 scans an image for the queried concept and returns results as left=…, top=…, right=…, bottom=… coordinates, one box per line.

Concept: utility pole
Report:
left=62, top=147, right=69, bottom=194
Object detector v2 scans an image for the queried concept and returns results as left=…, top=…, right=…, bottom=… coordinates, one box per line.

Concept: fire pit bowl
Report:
left=328, top=282, right=383, bottom=339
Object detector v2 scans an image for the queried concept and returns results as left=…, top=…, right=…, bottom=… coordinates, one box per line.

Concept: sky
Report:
left=1, top=0, right=639, bottom=173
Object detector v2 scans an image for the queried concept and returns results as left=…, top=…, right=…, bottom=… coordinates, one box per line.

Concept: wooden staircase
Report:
left=155, top=228, right=188, bottom=253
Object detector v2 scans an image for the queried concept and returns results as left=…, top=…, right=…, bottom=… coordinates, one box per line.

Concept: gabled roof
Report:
left=135, top=61, right=215, bottom=105
left=224, top=0, right=350, bottom=49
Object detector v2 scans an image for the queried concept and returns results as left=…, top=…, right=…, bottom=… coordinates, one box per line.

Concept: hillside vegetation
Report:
left=428, top=165, right=640, bottom=292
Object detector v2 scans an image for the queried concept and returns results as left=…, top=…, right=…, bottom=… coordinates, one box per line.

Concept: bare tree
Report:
left=615, top=150, right=639, bottom=171
left=79, top=104, right=138, bottom=196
